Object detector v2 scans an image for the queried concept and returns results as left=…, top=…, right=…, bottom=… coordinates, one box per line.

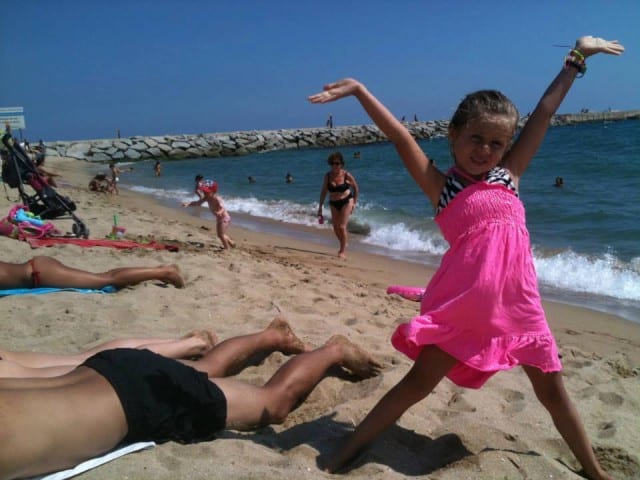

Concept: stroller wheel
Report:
left=72, top=222, right=90, bottom=239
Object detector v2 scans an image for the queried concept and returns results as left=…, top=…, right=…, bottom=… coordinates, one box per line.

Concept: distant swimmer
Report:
left=285, top=172, right=294, bottom=183
left=554, top=176, right=564, bottom=187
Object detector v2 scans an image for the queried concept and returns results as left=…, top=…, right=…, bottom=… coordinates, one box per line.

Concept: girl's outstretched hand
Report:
left=576, top=36, right=624, bottom=57
left=308, top=78, right=362, bottom=104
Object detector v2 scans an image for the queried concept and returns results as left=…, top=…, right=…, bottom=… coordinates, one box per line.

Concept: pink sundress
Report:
left=391, top=173, right=562, bottom=389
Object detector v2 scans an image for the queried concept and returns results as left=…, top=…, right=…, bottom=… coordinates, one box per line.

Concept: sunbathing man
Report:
left=0, top=256, right=185, bottom=290
left=0, top=317, right=381, bottom=479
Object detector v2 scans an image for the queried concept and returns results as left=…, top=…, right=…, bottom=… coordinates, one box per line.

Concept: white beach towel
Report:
left=32, top=442, right=155, bottom=480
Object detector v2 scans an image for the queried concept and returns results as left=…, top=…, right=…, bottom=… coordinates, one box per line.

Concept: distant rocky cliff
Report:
left=46, top=110, right=639, bottom=163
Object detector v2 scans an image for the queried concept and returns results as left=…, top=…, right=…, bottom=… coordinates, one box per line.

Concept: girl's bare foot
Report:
left=265, top=316, right=309, bottom=354
left=182, top=330, right=218, bottom=357
left=163, top=265, right=185, bottom=288
left=325, top=335, right=382, bottom=378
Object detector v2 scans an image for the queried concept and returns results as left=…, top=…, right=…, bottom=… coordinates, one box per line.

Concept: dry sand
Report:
left=1, top=157, right=639, bottom=479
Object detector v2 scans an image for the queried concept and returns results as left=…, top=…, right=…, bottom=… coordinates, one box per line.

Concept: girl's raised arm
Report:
left=504, top=36, right=624, bottom=179
left=309, top=79, right=445, bottom=207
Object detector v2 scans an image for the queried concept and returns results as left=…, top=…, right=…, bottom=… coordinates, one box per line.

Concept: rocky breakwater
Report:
left=45, top=109, right=638, bottom=163
left=45, top=121, right=449, bottom=163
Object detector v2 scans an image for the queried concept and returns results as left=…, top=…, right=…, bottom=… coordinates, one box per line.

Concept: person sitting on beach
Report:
left=0, top=317, right=381, bottom=479
left=88, top=173, right=113, bottom=193
left=182, top=174, right=235, bottom=249
left=309, top=35, right=624, bottom=480
left=0, top=256, right=185, bottom=290
left=0, top=330, right=217, bottom=379
left=34, top=156, right=61, bottom=188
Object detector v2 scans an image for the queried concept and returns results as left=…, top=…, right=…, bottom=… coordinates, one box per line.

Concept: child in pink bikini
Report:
left=309, top=35, right=624, bottom=479
left=183, top=174, right=235, bottom=249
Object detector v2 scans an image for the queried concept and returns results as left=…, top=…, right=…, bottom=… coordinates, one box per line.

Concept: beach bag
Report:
left=1, top=204, right=59, bottom=240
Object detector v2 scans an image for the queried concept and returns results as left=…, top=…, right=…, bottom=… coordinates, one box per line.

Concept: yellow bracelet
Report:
left=570, top=49, right=585, bottom=61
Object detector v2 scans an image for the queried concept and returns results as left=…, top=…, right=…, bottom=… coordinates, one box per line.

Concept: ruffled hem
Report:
left=391, top=317, right=562, bottom=389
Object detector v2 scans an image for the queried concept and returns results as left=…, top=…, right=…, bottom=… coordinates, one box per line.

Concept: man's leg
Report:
left=182, top=317, right=307, bottom=378
left=213, top=335, right=381, bottom=431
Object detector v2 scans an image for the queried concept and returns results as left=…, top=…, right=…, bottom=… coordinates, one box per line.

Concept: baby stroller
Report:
left=1, top=132, right=89, bottom=238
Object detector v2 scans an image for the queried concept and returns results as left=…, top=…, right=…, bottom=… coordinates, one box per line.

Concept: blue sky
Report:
left=1, top=0, right=638, bottom=141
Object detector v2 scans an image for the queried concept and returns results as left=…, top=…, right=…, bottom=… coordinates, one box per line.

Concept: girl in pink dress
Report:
left=309, top=35, right=624, bottom=479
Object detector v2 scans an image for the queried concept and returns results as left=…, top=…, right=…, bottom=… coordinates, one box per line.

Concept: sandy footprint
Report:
left=597, top=420, right=617, bottom=439
left=446, top=391, right=477, bottom=413
left=593, top=445, right=640, bottom=479
left=577, top=385, right=599, bottom=399
left=597, top=391, right=624, bottom=407
left=501, top=388, right=526, bottom=414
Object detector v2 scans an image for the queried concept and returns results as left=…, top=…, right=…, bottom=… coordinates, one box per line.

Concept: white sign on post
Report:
left=0, top=107, right=26, bottom=130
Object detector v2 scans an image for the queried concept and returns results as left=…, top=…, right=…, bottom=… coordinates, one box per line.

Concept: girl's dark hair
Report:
left=327, top=151, right=344, bottom=165
left=195, top=174, right=204, bottom=182
left=450, top=90, right=519, bottom=131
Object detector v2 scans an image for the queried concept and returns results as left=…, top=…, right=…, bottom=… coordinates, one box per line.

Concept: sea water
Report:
left=112, top=120, right=640, bottom=323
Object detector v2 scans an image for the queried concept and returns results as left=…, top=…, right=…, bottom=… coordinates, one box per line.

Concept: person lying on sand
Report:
left=0, top=317, right=381, bottom=479
left=0, top=330, right=217, bottom=378
left=0, top=256, right=185, bottom=290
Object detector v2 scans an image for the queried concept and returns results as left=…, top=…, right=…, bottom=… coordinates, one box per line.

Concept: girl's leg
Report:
left=137, top=330, right=217, bottom=360
left=0, top=358, right=77, bottom=379
left=212, top=335, right=381, bottom=431
left=323, top=345, right=457, bottom=473
left=523, top=366, right=611, bottom=480
left=30, top=256, right=185, bottom=289
left=216, top=219, right=235, bottom=249
left=182, top=317, right=307, bottom=378
left=0, top=363, right=100, bottom=389
left=0, top=330, right=216, bottom=376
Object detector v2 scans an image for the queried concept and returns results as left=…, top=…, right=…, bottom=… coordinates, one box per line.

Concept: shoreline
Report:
left=2, top=156, right=638, bottom=478
left=73, top=156, right=640, bottom=327
left=59, top=156, right=640, bottom=349
left=121, top=170, right=640, bottom=325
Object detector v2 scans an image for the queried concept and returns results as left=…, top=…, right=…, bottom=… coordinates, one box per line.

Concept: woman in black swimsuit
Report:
left=317, top=152, right=360, bottom=259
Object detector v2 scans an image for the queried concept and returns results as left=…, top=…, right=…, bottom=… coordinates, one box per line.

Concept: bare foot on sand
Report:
left=326, top=335, right=382, bottom=378
left=163, top=264, right=185, bottom=288
left=182, top=330, right=218, bottom=357
left=266, top=316, right=309, bottom=354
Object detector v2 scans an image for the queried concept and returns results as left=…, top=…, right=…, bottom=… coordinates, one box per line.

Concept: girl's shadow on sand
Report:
left=219, top=413, right=473, bottom=476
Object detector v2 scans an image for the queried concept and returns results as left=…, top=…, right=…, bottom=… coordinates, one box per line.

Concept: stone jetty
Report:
left=45, top=109, right=639, bottom=163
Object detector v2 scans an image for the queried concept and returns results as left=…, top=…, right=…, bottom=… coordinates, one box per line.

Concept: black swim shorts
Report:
left=82, top=348, right=227, bottom=444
